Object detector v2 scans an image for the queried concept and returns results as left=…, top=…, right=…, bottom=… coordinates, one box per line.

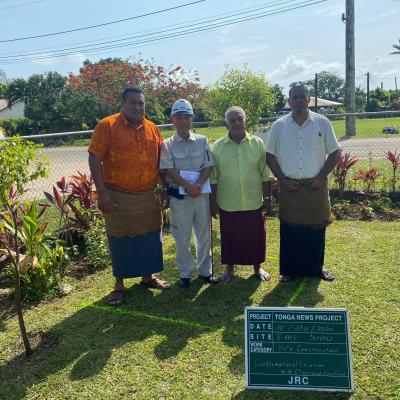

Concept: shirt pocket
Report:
left=190, top=149, right=205, bottom=171
left=311, top=128, right=324, bottom=153
left=171, top=150, right=189, bottom=171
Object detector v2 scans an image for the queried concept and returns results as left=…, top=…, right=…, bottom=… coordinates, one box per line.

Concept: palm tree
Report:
left=391, top=39, right=400, bottom=55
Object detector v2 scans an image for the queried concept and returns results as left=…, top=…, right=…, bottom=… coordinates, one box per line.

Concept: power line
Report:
left=0, top=0, right=295, bottom=57
left=0, top=0, right=327, bottom=64
left=0, top=0, right=45, bottom=11
left=0, top=0, right=299, bottom=58
left=0, top=0, right=205, bottom=43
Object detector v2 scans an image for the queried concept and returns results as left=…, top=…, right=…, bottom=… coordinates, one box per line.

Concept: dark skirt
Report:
left=108, top=229, right=163, bottom=279
left=280, top=222, right=325, bottom=277
left=219, top=208, right=266, bottom=265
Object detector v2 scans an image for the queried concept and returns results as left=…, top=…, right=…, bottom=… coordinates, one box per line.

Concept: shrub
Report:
left=44, top=173, right=100, bottom=246
left=18, top=244, right=69, bottom=301
left=331, top=200, right=351, bottom=220
left=333, top=152, right=359, bottom=197
left=0, top=118, right=36, bottom=136
left=354, top=168, right=379, bottom=194
left=83, top=218, right=110, bottom=269
left=384, top=150, right=400, bottom=193
left=370, top=196, right=393, bottom=213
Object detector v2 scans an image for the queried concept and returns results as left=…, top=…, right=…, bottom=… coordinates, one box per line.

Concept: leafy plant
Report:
left=18, top=244, right=69, bottom=301
left=1, top=200, right=69, bottom=301
left=44, top=172, right=99, bottom=245
left=359, top=204, right=374, bottom=220
left=370, top=197, right=393, bottom=213
left=83, top=218, right=110, bottom=269
left=331, top=200, right=351, bottom=220
left=0, top=136, right=48, bottom=356
left=384, top=150, right=400, bottom=193
left=333, top=152, right=359, bottom=197
left=354, top=168, right=379, bottom=195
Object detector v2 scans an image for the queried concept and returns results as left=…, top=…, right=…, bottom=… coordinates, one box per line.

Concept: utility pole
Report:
left=314, top=73, right=318, bottom=113
left=395, top=77, right=398, bottom=91
left=344, top=0, right=356, bottom=136
left=366, top=72, right=370, bottom=108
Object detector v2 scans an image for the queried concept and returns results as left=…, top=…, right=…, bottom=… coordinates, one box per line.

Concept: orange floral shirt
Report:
left=88, top=113, right=163, bottom=192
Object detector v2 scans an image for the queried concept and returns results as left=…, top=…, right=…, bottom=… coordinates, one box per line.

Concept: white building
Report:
left=0, top=99, right=25, bottom=118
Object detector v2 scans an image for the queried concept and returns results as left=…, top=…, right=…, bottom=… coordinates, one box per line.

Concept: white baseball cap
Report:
left=171, top=99, right=194, bottom=116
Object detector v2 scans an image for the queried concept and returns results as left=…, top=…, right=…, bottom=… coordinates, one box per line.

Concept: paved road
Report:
left=27, top=136, right=400, bottom=199
left=339, top=136, right=400, bottom=159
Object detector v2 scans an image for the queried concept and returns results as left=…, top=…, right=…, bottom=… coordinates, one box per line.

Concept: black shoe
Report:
left=179, top=278, right=190, bottom=288
left=199, top=275, right=220, bottom=284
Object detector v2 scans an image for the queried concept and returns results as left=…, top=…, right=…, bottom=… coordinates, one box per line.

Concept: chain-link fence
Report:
left=16, top=112, right=400, bottom=199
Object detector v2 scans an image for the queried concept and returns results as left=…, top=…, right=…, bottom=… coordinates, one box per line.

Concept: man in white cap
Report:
left=160, top=99, right=218, bottom=288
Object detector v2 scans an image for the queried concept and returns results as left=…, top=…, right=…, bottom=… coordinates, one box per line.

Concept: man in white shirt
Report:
left=160, top=99, right=217, bottom=288
left=265, top=82, right=340, bottom=282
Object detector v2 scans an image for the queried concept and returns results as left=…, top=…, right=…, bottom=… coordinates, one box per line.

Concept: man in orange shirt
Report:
left=88, top=87, right=170, bottom=306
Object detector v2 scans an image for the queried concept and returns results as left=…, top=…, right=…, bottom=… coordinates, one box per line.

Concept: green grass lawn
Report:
left=331, top=116, right=400, bottom=139
left=1, top=219, right=399, bottom=399
left=47, top=115, right=400, bottom=148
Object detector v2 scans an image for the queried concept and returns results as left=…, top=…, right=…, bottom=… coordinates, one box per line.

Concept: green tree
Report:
left=365, top=98, right=380, bottom=112
left=0, top=69, right=8, bottom=98
left=0, top=137, right=48, bottom=356
left=391, top=39, right=400, bottom=55
left=202, top=66, right=275, bottom=127
left=370, top=88, right=390, bottom=105
left=4, top=72, right=101, bottom=133
left=58, top=87, right=101, bottom=131
left=355, top=87, right=367, bottom=112
left=271, top=84, right=285, bottom=113
left=305, top=71, right=345, bottom=102
left=5, top=72, right=68, bottom=133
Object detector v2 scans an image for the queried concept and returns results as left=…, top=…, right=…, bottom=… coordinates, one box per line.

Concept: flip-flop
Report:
left=255, top=271, right=271, bottom=282
left=140, top=276, right=171, bottom=289
left=220, top=271, right=234, bottom=284
left=279, top=275, right=292, bottom=282
left=108, top=290, right=124, bottom=306
left=320, top=269, right=335, bottom=281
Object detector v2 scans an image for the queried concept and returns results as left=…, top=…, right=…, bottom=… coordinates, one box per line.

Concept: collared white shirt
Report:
left=160, top=131, right=214, bottom=188
left=265, top=110, right=340, bottom=179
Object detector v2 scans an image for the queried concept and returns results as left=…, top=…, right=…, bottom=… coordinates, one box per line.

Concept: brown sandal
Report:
left=140, top=276, right=171, bottom=289
left=279, top=275, right=292, bottom=282
left=320, top=269, right=335, bottom=281
left=108, top=290, right=124, bottom=306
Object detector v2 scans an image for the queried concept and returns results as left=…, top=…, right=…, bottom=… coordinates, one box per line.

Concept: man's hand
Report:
left=280, top=177, right=299, bottom=192
left=186, top=183, right=201, bottom=198
left=160, top=189, right=169, bottom=209
left=308, top=176, right=325, bottom=190
left=210, top=197, right=219, bottom=219
left=97, top=190, right=113, bottom=213
left=262, top=198, right=272, bottom=217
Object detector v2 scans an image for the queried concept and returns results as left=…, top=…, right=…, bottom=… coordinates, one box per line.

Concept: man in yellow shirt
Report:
left=210, top=106, right=273, bottom=283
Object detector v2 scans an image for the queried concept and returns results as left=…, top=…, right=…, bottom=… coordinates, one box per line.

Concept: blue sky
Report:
left=1, top=0, right=399, bottom=92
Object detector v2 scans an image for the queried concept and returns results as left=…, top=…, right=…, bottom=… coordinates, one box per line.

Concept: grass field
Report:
left=51, top=115, right=400, bottom=148
left=1, top=219, right=399, bottom=399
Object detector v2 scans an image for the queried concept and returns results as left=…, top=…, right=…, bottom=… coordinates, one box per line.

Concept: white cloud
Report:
left=29, top=52, right=85, bottom=72
left=207, top=42, right=271, bottom=65
left=314, top=3, right=343, bottom=17
left=269, top=54, right=343, bottom=80
left=30, top=53, right=58, bottom=67
left=360, top=8, right=400, bottom=24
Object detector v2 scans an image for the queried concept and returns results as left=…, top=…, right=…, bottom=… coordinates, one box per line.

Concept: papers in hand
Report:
left=179, top=170, right=211, bottom=195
